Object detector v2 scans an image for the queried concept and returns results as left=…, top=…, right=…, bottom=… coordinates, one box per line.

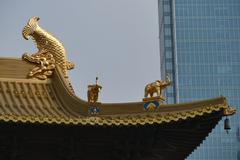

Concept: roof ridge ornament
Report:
left=22, top=16, right=74, bottom=80
left=143, top=75, right=171, bottom=103
left=87, top=77, right=102, bottom=104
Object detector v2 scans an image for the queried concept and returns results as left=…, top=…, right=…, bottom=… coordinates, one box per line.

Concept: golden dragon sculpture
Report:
left=22, top=17, right=74, bottom=80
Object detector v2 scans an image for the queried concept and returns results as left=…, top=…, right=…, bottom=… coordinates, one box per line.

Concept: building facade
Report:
left=159, top=0, right=240, bottom=159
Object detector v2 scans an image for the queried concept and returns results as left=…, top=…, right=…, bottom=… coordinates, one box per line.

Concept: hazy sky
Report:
left=0, top=0, right=160, bottom=102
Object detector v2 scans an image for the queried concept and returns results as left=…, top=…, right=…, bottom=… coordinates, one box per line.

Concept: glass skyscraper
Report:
left=158, top=0, right=240, bottom=159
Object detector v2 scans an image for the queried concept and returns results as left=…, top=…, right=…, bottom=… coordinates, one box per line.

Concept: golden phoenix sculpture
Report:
left=22, top=17, right=74, bottom=80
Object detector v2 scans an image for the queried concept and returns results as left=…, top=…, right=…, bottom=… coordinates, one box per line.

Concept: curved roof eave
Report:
left=0, top=58, right=236, bottom=126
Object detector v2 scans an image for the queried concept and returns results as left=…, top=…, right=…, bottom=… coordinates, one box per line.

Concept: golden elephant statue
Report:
left=144, top=76, right=171, bottom=99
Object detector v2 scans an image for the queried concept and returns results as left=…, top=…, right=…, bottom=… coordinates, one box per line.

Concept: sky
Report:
left=0, top=0, right=160, bottom=103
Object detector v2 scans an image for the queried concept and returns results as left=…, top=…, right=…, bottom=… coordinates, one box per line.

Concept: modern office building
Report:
left=158, top=0, right=240, bottom=159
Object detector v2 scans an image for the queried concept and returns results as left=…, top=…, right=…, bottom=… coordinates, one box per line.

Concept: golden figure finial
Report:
left=143, top=75, right=171, bottom=102
left=87, top=77, right=102, bottom=104
left=22, top=16, right=74, bottom=80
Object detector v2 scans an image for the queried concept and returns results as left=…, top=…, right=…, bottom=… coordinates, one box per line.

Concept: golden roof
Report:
left=0, top=17, right=235, bottom=126
left=0, top=58, right=235, bottom=126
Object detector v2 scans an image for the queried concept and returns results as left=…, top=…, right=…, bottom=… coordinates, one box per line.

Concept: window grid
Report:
left=161, top=0, right=240, bottom=159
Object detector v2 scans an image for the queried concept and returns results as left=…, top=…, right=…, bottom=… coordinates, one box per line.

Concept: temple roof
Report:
left=0, top=17, right=237, bottom=160
left=0, top=58, right=235, bottom=126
